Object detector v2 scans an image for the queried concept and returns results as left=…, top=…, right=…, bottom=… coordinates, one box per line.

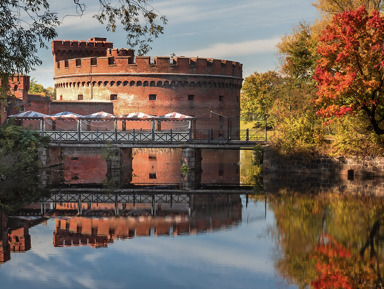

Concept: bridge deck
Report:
left=47, top=140, right=264, bottom=149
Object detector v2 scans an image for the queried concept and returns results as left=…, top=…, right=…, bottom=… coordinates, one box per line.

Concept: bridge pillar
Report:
left=181, top=148, right=202, bottom=190
left=38, top=147, right=63, bottom=187
left=106, top=147, right=133, bottom=187
left=42, top=145, right=133, bottom=187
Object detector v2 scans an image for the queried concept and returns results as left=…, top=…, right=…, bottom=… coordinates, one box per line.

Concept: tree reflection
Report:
left=269, top=193, right=384, bottom=288
left=0, top=173, right=49, bottom=213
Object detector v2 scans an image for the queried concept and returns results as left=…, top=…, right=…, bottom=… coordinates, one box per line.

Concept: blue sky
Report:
left=32, top=0, right=319, bottom=88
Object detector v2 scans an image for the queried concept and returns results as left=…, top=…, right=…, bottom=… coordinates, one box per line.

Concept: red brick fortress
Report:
left=52, top=38, right=243, bottom=139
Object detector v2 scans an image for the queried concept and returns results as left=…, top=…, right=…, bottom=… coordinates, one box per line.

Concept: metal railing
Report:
left=42, top=128, right=267, bottom=143
left=44, top=129, right=191, bottom=143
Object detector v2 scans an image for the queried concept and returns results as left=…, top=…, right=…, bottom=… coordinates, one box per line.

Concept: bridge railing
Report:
left=43, top=129, right=191, bottom=143
left=41, top=128, right=266, bottom=143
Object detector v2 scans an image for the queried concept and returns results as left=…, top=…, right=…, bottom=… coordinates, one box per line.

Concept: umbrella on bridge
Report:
left=157, top=112, right=194, bottom=120
left=50, top=111, right=83, bottom=119
left=122, top=112, right=155, bottom=119
left=82, top=111, right=116, bottom=119
left=8, top=110, right=49, bottom=119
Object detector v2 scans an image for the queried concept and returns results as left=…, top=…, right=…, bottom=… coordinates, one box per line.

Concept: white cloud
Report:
left=177, top=37, right=281, bottom=59
left=112, top=237, right=275, bottom=275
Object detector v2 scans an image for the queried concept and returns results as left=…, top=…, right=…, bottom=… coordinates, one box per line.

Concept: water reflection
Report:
left=46, top=148, right=241, bottom=187
left=0, top=192, right=242, bottom=263
left=267, top=188, right=384, bottom=289
left=4, top=147, right=384, bottom=288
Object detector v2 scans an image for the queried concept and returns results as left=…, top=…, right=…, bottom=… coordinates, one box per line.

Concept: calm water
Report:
left=1, top=149, right=383, bottom=289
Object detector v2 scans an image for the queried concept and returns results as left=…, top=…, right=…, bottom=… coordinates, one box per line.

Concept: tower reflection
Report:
left=0, top=192, right=243, bottom=262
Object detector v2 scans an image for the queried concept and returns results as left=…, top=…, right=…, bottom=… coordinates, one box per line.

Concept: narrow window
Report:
left=219, top=95, right=224, bottom=102
left=148, top=155, right=157, bottom=160
left=78, top=94, right=83, bottom=100
left=108, top=57, right=115, bottom=65
left=65, top=60, right=69, bottom=68
left=110, top=94, right=117, bottom=101
left=57, top=62, right=60, bottom=69
left=219, top=168, right=224, bottom=177
left=149, top=94, right=157, bottom=101
left=188, top=95, right=194, bottom=101
left=91, top=58, right=97, bottom=66
left=76, top=59, right=81, bottom=66
left=149, top=173, right=157, bottom=179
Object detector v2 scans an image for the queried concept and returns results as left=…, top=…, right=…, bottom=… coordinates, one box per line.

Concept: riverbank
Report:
left=263, top=145, right=384, bottom=178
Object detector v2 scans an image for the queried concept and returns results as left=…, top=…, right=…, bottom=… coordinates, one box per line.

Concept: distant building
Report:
left=0, top=75, right=30, bottom=124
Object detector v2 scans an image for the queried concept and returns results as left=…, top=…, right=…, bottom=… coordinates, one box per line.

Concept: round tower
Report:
left=52, top=38, right=243, bottom=139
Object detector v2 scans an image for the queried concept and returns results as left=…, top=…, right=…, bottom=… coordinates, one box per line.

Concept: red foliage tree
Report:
left=314, top=6, right=384, bottom=135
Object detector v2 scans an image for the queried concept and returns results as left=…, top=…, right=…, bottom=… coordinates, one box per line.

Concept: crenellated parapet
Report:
left=52, top=37, right=114, bottom=62
left=52, top=37, right=242, bottom=138
left=54, top=55, right=242, bottom=78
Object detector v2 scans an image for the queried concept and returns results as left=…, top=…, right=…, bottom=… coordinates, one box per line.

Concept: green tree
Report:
left=240, top=71, right=282, bottom=128
left=277, top=23, right=318, bottom=81
left=0, top=0, right=167, bottom=98
left=268, top=22, right=323, bottom=154
left=313, top=0, right=384, bottom=14
left=28, top=78, right=56, bottom=99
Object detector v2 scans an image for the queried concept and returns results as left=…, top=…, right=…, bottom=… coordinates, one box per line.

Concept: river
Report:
left=0, top=149, right=383, bottom=289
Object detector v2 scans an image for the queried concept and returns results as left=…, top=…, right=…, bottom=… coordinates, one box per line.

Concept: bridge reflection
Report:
left=43, top=148, right=241, bottom=188
left=1, top=191, right=246, bottom=262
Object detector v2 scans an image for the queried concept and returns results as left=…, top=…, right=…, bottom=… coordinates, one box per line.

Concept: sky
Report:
left=31, top=0, right=320, bottom=88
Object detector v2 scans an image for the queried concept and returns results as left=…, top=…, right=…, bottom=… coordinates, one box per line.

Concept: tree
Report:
left=277, top=23, right=318, bottom=81
left=313, top=0, right=384, bottom=14
left=240, top=71, right=281, bottom=127
left=28, top=78, right=56, bottom=99
left=314, top=6, right=384, bottom=135
left=0, top=0, right=167, bottom=97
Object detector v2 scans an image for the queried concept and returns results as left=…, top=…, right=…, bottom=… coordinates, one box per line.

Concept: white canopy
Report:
left=122, top=112, right=155, bottom=119
left=51, top=111, right=83, bottom=118
left=83, top=111, right=116, bottom=119
left=157, top=112, right=193, bottom=119
left=8, top=110, right=48, bottom=118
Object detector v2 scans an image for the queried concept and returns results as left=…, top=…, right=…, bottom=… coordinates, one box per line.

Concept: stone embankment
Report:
left=263, top=145, right=384, bottom=195
left=263, top=145, right=384, bottom=177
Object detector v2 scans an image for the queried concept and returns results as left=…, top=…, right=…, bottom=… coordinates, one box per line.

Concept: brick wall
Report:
left=52, top=38, right=242, bottom=139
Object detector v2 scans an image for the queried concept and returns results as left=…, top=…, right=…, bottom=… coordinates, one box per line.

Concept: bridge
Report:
left=17, top=188, right=254, bottom=217
left=42, top=128, right=266, bottom=149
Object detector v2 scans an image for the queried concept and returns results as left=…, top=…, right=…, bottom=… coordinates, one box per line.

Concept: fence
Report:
left=43, top=129, right=191, bottom=143
left=42, top=128, right=266, bottom=143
